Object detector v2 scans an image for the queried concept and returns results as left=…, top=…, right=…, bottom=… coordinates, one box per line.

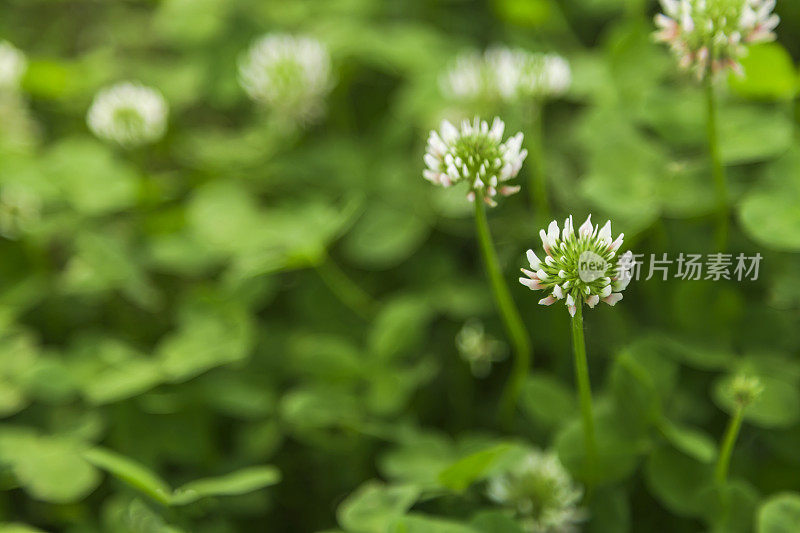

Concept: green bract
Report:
left=654, top=0, right=779, bottom=79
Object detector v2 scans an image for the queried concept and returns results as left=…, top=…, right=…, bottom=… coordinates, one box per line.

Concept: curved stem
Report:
left=526, top=102, right=550, bottom=223
left=571, top=303, right=598, bottom=485
left=715, top=405, right=743, bottom=485
left=473, top=200, right=533, bottom=425
left=314, top=254, right=376, bottom=320
left=705, top=78, right=729, bottom=251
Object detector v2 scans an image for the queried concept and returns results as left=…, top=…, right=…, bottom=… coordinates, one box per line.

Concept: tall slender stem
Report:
left=526, top=101, right=550, bottom=223
left=705, top=78, right=729, bottom=251
left=571, top=303, right=598, bottom=484
left=473, top=200, right=533, bottom=424
left=315, top=254, right=376, bottom=320
left=715, top=405, right=743, bottom=485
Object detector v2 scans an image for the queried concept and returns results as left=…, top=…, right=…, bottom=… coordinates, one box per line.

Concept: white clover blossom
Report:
left=519, top=215, right=634, bottom=317
left=86, top=82, right=168, bottom=147
left=487, top=450, right=585, bottom=533
left=423, top=117, right=527, bottom=206
left=654, top=0, right=779, bottom=79
left=456, top=320, right=507, bottom=378
left=0, top=41, right=27, bottom=92
left=238, top=33, right=332, bottom=120
left=440, top=47, right=571, bottom=103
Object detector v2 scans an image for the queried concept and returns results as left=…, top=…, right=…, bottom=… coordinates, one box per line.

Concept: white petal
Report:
left=424, top=153, right=440, bottom=170
left=440, top=120, right=458, bottom=143
left=579, top=214, right=593, bottom=237
left=610, top=233, right=624, bottom=252
left=526, top=250, right=541, bottom=270
left=489, top=117, right=505, bottom=142
left=598, top=220, right=612, bottom=244
left=562, top=215, right=574, bottom=241
left=539, top=295, right=557, bottom=306
left=547, top=220, right=560, bottom=242
left=586, top=294, right=600, bottom=308
left=553, top=285, right=563, bottom=299
left=603, top=293, right=623, bottom=306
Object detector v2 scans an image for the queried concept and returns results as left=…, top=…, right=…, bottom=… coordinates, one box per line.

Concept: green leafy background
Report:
left=0, top=0, right=799, bottom=531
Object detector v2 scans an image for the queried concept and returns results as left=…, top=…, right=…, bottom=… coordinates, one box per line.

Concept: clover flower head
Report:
left=238, top=33, right=332, bottom=121
left=86, top=82, right=168, bottom=147
left=730, top=374, right=764, bottom=406
left=654, top=0, right=779, bottom=79
left=0, top=41, right=26, bottom=92
left=456, top=319, right=507, bottom=378
left=423, top=117, right=527, bottom=207
left=487, top=48, right=571, bottom=100
left=441, top=47, right=571, bottom=104
left=487, top=450, right=585, bottom=533
left=519, top=215, right=634, bottom=317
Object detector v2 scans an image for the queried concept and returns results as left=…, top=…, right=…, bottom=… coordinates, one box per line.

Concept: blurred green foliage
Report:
left=0, top=0, right=799, bottom=531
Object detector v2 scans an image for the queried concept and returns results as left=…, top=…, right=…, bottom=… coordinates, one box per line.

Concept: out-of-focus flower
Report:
left=423, top=117, right=527, bottom=206
left=0, top=185, right=41, bottom=239
left=456, top=320, right=507, bottom=377
left=86, top=82, right=168, bottom=147
left=519, top=215, right=634, bottom=317
left=487, top=450, right=585, bottom=533
left=730, top=374, right=764, bottom=406
left=440, top=47, right=571, bottom=104
left=654, top=0, right=779, bottom=79
left=0, top=41, right=26, bottom=92
left=238, top=33, right=332, bottom=121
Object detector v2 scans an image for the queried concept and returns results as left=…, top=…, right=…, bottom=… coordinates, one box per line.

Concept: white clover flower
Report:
left=86, top=82, right=168, bottom=147
left=423, top=117, right=527, bottom=206
left=440, top=47, right=571, bottom=104
left=238, top=33, right=332, bottom=120
left=488, top=450, right=585, bottom=533
left=0, top=41, right=27, bottom=92
left=519, top=215, right=634, bottom=317
left=654, top=0, right=779, bottom=79
left=456, top=320, right=507, bottom=377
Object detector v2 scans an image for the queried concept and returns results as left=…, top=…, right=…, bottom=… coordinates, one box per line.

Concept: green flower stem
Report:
left=715, top=404, right=744, bottom=485
left=705, top=78, right=729, bottom=251
left=571, top=303, right=598, bottom=485
left=526, top=101, right=550, bottom=223
left=473, top=199, right=533, bottom=424
left=315, top=253, right=376, bottom=320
